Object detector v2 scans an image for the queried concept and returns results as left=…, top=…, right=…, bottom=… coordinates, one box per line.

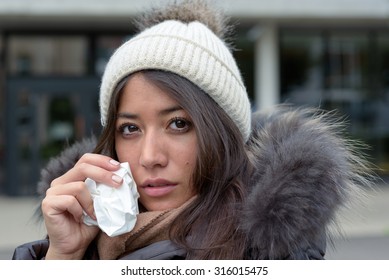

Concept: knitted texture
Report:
left=100, top=20, right=251, bottom=141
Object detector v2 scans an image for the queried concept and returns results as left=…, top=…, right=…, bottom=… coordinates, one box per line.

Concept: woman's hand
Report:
left=42, top=153, right=123, bottom=259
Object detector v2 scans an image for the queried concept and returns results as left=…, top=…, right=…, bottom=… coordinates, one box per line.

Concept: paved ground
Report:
left=0, top=196, right=46, bottom=259
left=0, top=185, right=388, bottom=260
left=326, top=235, right=389, bottom=260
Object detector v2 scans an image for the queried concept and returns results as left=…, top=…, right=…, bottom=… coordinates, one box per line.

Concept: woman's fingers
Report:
left=52, top=153, right=123, bottom=188
left=45, top=181, right=96, bottom=221
left=74, top=153, right=121, bottom=170
left=42, top=191, right=100, bottom=259
left=45, top=153, right=126, bottom=228
left=42, top=194, right=85, bottom=224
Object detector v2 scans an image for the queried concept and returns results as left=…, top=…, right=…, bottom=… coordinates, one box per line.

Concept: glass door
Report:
left=5, top=77, right=100, bottom=196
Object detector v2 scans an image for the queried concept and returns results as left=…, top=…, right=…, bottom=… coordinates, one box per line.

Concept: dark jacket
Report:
left=12, top=105, right=372, bottom=260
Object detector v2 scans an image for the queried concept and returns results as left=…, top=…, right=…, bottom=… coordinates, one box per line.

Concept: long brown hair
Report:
left=94, top=70, right=251, bottom=259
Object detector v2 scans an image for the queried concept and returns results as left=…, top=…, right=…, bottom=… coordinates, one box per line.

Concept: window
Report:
left=7, top=36, right=88, bottom=76
left=280, top=33, right=324, bottom=105
left=280, top=29, right=389, bottom=174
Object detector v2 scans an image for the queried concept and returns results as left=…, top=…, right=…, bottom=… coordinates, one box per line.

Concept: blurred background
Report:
left=0, top=0, right=388, bottom=259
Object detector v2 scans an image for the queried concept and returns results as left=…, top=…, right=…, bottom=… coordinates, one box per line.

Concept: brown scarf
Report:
left=96, top=197, right=195, bottom=260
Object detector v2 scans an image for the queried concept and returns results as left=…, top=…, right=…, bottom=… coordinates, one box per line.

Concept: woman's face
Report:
left=115, top=73, right=198, bottom=211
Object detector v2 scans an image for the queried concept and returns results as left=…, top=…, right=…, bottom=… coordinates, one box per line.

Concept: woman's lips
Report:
left=140, top=179, right=177, bottom=197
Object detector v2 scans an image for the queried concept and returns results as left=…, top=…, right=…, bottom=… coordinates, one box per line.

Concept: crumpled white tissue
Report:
left=83, top=162, right=139, bottom=237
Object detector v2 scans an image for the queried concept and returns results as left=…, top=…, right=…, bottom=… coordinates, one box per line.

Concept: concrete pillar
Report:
left=254, top=23, right=280, bottom=110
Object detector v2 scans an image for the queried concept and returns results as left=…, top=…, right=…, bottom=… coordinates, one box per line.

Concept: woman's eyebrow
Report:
left=117, top=106, right=184, bottom=120
left=117, top=112, right=138, bottom=120
left=158, top=106, right=183, bottom=116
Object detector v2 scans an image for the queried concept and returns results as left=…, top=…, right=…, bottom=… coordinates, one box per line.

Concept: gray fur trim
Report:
left=243, top=105, right=374, bottom=259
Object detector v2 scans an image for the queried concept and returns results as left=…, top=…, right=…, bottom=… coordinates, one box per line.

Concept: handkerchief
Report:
left=83, top=162, right=139, bottom=237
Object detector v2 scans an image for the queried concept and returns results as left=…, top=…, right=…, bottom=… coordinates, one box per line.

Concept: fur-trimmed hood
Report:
left=35, top=105, right=372, bottom=259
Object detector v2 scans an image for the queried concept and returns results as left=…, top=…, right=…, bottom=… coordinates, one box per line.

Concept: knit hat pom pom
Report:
left=134, top=0, right=234, bottom=45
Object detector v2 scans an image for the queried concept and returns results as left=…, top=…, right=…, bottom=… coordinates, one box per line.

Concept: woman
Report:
left=13, top=0, right=373, bottom=260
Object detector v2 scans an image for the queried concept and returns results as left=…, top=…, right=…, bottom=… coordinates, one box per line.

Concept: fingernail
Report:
left=112, top=174, right=123, bottom=184
left=110, top=159, right=120, bottom=166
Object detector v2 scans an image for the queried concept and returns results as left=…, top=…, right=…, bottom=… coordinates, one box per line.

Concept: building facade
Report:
left=1, top=0, right=389, bottom=195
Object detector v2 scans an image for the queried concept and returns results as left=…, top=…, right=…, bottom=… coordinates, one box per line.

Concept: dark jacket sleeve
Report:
left=12, top=239, right=49, bottom=260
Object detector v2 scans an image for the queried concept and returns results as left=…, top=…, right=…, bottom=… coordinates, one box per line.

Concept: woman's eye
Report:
left=169, top=118, right=191, bottom=132
left=119, top=124, right=139, bottom=136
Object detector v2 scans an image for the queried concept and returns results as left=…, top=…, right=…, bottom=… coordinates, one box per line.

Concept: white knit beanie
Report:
left=100, top=19, right=252, bottom=141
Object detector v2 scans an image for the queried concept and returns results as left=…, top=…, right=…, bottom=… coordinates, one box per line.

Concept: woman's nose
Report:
left=139, top=131, right=168, bottom=169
